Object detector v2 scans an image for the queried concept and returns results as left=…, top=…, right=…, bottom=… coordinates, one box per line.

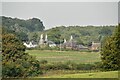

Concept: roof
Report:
left=47, top=41, right=55, bottom=44
left=78, top=45, right=87, bottom=48
left=92, top=43, right=100, bottom=47
left=63, top=41, right=77, bottom=47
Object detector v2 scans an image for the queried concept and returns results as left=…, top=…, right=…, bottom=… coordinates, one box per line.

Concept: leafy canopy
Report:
left=100, top=24, right=120, bottom=71
left=2, top=33, right=42, bottom=78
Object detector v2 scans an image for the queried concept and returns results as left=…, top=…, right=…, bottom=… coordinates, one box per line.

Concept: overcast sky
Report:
left=2, top=2, right=118, bottom=29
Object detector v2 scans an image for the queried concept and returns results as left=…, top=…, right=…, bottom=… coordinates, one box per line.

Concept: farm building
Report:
left=23, top=41, right=38, bottom=48
left=90, top=42, right=101, bottom=51
left=39, top=34, right=56, bottom=48
left=62, top=35, right=88, bottom=50
left=47, top=41, right=56, bottom=47
left=23, top=34, right=56, bottom=48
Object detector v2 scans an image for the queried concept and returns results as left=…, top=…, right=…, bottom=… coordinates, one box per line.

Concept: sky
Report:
left=2, top=2, right=118, bottom=29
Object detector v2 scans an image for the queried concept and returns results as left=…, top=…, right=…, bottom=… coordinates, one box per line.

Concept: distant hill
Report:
left=1, top=16, right=45, bottom=41
left=1, top=16, right=116, bottom=46
left=1, top=16, right=45, bottom=32
left=41, top=25, right=116, bottom=46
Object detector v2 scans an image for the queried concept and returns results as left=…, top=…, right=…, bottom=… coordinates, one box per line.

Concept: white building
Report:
left=23, top=42, right=38, bottom=48
left=39, top=34, right=56, bottom=48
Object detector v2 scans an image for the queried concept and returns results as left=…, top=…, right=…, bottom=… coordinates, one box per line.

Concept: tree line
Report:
left=1, top=16, right=115, bottom=46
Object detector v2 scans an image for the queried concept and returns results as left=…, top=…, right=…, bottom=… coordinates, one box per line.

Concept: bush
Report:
left=40, top=60, right=48, bottom=64
left=100, top=25, right=120, bottom=71
left=94, top=62, right=102, bottom=70
left=2, top=33, right=42, bottom=78
left=40, top=61, right=97, bottom=71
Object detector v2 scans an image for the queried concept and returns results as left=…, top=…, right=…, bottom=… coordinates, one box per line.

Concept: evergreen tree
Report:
left=100, top=24, right=120, bottom=71
left=113, top=24, right=120, bottom=70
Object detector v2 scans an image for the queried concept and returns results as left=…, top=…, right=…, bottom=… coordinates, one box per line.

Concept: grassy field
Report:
left=41, top=71, right=118, bottom=78
left=26, top=50, right=118, bottom=78
left=26, top=50, right=101, bottom=64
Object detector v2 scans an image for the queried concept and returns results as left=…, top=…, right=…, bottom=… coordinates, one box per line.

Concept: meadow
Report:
left=26, top=50, right=101, bottom=64
left=26, top=50, right=118, bottom=78
left=41, top=71, right=118, bottom=78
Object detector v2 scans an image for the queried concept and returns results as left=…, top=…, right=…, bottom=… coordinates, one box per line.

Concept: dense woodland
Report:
left=1, top=16, right=115, bottom=46
left=1, top=16, right=45, bottom=42
left=43, top=25, right=115, bottom=46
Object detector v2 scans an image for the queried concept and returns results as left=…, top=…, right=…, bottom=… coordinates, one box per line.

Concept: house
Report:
left=63, top=35, right=88, bottom=50
left=91, top=42, right=101, bottom=51
left=63, top=41, right=77, bottom=49
left=76, top=45, right=88, bottom=50
left=47, top=41, right=56, bottom=47
left=39, top=34, right=56, bottom=48
left=23, top=42, right=38, bottom=48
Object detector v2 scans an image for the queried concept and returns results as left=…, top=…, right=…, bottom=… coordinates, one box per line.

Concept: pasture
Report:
left=26, top=50, right=118, bottom=78
left=26, top=50, right=101, bottom=64
left=41, top=71, right=118, bottom=78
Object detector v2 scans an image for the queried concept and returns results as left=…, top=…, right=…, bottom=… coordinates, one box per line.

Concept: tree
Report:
left=113, top=24, right=120, bottom=70
left=2, top=33, right=42, bottom=78
left=2, top=16, right=45, bottom=32
left=76, top=38, right=84, bottom=45
left=30, top=33, right=38, bottom=42
left=99, top=27, right=112, bottom=36
left=100, top=25, right=120, bottom=71
left=16, top=32, right=29, bottom=41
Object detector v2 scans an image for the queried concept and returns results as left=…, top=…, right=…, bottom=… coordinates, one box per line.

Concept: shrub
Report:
left=100, top=25, right=120, bottom=71
left=2, top=33, right=42, bottom=78
left=40, top=60, right=48, bottom=64
left=40, top=61, right=97, bottom=71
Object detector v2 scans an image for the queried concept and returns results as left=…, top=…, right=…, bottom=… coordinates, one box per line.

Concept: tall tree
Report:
left=100, top=24, right=120, bottom=71
left=31, top=33, right=38, bottom=42
left=2, top=33, right=42, bottom=78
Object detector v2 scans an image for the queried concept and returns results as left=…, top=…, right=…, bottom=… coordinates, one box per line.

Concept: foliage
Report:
left=30, top=32, right=39, bottom=42
left=1, top=16, right=45, bottom=41
left=39, top=60, right=48, bottom=64
left=1, top=16, right=115, bottom=46
left=2, top=16, right=45, bottom=32
left=16, top=31, right=29, bottom=41
left=43, top=25, right=115, bottom=46
left=99, top=27, right=112, bottom=36
left=100, top=24, right=120, bottom=71
left=0, top=26, right=1, bottom=50
left=40, top=61, right=98, bottom=71
left=2, top=33, right=42, bottom=78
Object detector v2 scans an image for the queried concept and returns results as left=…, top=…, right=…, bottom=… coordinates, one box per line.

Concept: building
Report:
left=23, top=41, right=38, bottom=48
left=47, top=41, right=56, bottom=47
left=63, top=35, right=88, bottom=50
left=39, top=34, right=56, bottom=48
left=76, top=45, right=88, bottom=50
left=91, top=42, right=101, bottom=51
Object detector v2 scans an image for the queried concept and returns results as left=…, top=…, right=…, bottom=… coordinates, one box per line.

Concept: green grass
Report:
left=26, top=50, right=100, bottom=64
left=26, top=50, right=118, bottom=78
left=41, top=71, right=118, bottom=78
